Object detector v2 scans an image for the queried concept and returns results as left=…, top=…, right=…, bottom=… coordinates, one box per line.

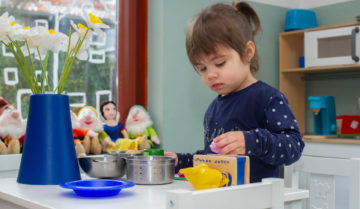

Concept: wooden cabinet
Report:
left=281, top=23, right=360, bottom=209
left=279, top=22, right=360, bottom=135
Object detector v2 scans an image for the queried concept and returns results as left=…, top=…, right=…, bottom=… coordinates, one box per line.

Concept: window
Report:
left=0, top=0, right=118, bottom=118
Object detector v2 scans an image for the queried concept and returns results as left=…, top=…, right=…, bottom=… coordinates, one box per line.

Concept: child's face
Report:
left=195, top=45, right=255, bottom=96
left=103, top=103, right=117, bottom=120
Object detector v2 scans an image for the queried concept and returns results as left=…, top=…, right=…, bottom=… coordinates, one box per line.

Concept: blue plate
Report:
left=60, top=179, right=135, bottom=197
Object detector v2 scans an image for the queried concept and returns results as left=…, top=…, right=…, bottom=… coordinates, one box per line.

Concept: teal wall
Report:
left=148, top=0, right=360, bottom=152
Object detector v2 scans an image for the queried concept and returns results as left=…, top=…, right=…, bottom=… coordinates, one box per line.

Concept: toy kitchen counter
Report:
left=0, top=173, right=308, bottom=209
left=285, top=135, right=360, bottom=208
left=303, top=135, right=360, bottom=158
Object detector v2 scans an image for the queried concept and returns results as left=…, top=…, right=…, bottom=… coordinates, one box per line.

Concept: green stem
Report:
left=36, top=48, right=50, bottom=93
left=56, top=27, right=72, bottom=93
left=23, top=41, right=40, bottom=93
left=11, top=36, right=40, bottom=93
left=24, top=41, right=36, bottom=82
left=2, top=40, right=37, bottom=94
left=43, top=52, right=51, bottom=92
left=57, top=29, right=89, bottom=94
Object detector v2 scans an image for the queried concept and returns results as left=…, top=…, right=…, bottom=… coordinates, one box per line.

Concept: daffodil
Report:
left=47, top=29, right=68, bottom=53
left=0, top=12, right=21, bottom=43
left=70, top=20, right=92, bottom=40
left=18, top=27, right=66, bottom=58
left=69, top=32, right=89, bottom=61
left=82, top=12, right=109, bottom=36
left=0, top=11, right=109, bottom=94
left=69, top=21, right=92, bottom=60
left=12, top=25, right=32, bottom=42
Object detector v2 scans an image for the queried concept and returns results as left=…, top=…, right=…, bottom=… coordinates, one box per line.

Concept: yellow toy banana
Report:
left=106, top=138, right=140, bottom=153
left=180, top=163, right=229, bottom=190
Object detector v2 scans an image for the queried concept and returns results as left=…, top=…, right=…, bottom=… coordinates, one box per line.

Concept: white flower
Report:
left=82, top=12, right=109, bottom=37
left=22, top=27, right=68, bottom=57
left=70, top=21, right=92, bottom=40
left=69, top=21, right=92, bottom=60
left=70, top=32, right=90, bottom=60
left=20, top=26, right=44, bottom=56
left=47, top=29, right=68, bottom=53
left=0, top=11, right=109, bottom=94
left=0, top=12, right=21, bottom=43
left=12, top=26, right=32, bottom=41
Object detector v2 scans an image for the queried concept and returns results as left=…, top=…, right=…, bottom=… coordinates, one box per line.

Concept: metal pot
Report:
left=126, top=156, right=175, bottom=184
left=78, top=155, right=126, bottom=179
left=110, top=150, right=143, bottom=158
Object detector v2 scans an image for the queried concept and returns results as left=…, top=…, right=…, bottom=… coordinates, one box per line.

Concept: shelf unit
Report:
left=279, top=22, right=360, bottom=134
left=281, top=23, right=360, bottom=208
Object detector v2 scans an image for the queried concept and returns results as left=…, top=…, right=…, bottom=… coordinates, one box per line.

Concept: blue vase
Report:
left=17, top=94, right=81, bottom=185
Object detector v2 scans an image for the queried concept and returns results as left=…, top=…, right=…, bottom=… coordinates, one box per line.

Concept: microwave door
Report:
left=305, top=26, right=360, bottom=67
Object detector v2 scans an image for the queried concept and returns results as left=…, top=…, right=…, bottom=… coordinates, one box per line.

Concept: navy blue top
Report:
left=103, top=122, right=125, bottom=142
left=176, top=80, right=304, bottom=183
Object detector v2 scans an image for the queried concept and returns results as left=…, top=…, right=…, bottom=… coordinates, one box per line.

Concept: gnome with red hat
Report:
left=0, top=97, right=26, bottom=154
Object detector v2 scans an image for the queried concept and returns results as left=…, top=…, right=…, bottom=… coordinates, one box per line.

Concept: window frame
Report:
left=117, top=0, right=148, bottom=119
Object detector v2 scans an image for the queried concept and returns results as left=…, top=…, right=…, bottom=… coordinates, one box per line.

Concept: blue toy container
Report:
left=299, top=56, right=305, bottom=68
left=285, top=9, right=317, bottom=31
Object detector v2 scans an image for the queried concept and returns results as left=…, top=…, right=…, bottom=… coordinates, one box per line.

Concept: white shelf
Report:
left=0, top=154, right=21, bottom=172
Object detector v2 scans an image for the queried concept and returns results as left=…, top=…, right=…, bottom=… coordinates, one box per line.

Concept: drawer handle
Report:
left=351, top=27, right=359, bottom=62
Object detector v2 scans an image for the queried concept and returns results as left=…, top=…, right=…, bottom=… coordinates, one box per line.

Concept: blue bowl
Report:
left=285, top=9, right=317, bottom=31
left=60, top=179, right=135, bottom=197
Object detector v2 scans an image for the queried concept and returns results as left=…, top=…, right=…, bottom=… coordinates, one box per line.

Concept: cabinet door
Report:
left=305, top=25, right=360, bottom=67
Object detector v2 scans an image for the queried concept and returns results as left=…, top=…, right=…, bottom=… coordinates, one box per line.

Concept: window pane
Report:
left=0, top=0, right=118, bottom=118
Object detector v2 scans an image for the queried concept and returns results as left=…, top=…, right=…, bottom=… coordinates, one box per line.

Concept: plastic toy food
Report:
left=106, top=138, right=139, bottom=153
left=209, top=141, right=223, bottom=153
left=179, top=163, right=228, bottom=190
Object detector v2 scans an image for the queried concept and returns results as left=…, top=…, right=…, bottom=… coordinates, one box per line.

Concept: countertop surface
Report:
left=303, top=135, right=360, bottom=144
left=0, top=173, right=308, bottom=209
left=0, top=174, right=194, bottom=209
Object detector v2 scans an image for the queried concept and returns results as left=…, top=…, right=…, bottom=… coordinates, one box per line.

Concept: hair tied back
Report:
left=232, top=1, right=239, bottom=12
left=232, top=1, right=261, bottom=36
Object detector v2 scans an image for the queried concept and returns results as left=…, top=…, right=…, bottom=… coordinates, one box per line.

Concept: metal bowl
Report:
left=126, top=156, right=176, bottom=184
left=78, top=155, right=126, bottom=179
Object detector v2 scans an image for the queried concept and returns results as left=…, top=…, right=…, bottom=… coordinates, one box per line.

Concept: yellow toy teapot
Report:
left=180, top=163, right=229, bottom=190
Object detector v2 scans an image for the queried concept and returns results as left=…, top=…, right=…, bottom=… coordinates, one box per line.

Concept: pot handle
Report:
left=93, top=159, right=117, bottom=163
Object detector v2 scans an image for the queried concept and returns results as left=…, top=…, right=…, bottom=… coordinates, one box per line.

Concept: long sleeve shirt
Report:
left=176, top=80, right=305, bottom=183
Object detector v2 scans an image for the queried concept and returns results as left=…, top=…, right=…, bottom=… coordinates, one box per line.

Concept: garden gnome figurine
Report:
left=0, top=97, right=26, bottom=154
left=125, top=105, right=160, bottom=148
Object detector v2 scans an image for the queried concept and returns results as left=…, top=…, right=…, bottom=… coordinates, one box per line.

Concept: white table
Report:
left=0, top=173, right=308, bottom=209
left=0, top=174, right=193, bottom=209
left=0, top=154, right=308, bottom=209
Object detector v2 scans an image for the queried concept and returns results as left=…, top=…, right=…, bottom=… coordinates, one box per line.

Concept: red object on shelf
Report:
left=336, top=115, right=360, bottom=135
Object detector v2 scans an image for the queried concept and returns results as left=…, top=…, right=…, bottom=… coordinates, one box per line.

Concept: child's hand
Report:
left=212, top=131, right=246, bottom=155
left=164, top=152, right=178, bottom=166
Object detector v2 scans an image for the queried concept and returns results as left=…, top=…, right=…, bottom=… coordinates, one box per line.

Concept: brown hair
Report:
left=186, top=1, right=261, bottom=74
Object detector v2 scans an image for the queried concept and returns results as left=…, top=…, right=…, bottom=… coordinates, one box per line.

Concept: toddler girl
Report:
left=165, top=1, right=304, bottom=183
